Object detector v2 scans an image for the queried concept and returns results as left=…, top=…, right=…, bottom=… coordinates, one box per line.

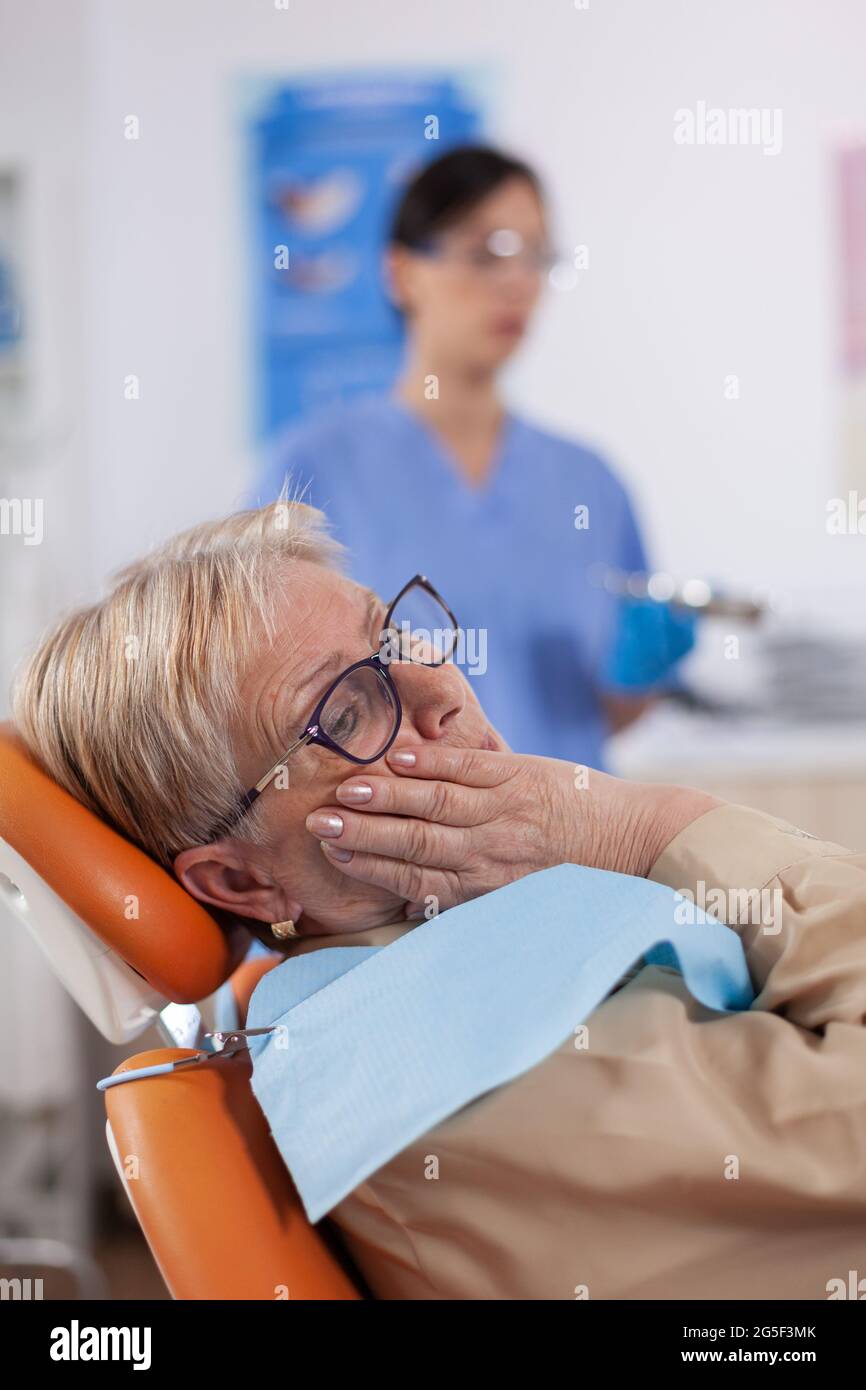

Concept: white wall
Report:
left=0, top=0, right=93, bottom=709
left=0, top=0, right=88, bottom=1125
left=8, top=0, right=866, bottom=651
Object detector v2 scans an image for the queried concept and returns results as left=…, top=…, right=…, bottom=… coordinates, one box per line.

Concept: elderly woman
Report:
left=14, top=499, right=866, bottom=1301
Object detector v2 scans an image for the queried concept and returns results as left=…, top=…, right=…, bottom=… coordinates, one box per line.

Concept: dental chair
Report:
left=0, top=724, right=362, bottom=1300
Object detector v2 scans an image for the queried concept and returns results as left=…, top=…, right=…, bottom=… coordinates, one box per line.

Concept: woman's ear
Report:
left=173, top=840, right=297, bottom=926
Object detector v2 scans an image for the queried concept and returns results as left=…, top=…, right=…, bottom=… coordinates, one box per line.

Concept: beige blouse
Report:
left=290, top=804, right=866, bottom=1299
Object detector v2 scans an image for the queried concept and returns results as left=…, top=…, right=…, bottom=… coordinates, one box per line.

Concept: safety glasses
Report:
left=411, top=227, right=559, bottom=276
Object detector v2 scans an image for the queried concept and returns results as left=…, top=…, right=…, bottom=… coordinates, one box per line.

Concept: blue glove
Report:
left=605, top=596, right=697, bottom=691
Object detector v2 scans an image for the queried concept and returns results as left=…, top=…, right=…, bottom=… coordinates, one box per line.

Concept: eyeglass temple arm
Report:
left=241, top=728, right=316, bottom=810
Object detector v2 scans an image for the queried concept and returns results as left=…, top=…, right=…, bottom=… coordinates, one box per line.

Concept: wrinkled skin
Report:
left=174, top=560, right=718, bottom=950
left=313, top=742, right=715, bottom=915
left=173, top=560, right=509, bottom=944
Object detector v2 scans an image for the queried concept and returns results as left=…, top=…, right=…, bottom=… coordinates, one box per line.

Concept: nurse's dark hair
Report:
left=389, top=145, right=543, bottom=248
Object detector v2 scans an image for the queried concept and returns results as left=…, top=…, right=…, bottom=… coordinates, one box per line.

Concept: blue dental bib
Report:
left=246, top=863, right=754, bottom=1223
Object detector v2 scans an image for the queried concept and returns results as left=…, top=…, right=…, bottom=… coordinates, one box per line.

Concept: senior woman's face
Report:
left=174, top=560, right=502, bottom=942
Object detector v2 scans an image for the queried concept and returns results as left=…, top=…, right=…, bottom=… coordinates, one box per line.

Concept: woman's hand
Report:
left=306, top=744, right=719, bottom=914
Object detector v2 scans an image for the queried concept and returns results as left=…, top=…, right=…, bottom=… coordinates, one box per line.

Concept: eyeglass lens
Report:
left=317, top=585, right=457, bottom=759
left=380, top=585, right=458, bottom=664
left=318, top=665, right=398, bottom=760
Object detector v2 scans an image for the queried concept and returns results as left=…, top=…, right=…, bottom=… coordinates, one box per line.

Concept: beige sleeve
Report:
left=649, top=802, right=866, bottom=1030
left=334, top=804, right=866, bottom=1300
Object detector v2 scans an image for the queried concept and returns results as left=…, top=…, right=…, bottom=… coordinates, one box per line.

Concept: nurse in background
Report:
left=260, top=146, right=693, bottom=767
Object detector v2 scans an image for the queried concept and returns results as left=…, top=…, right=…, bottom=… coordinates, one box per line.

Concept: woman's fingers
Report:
left=333, top=771, right=483, bottom=826
left=318, top=843, right=457, bottom=909
left=306, top=804, right=469, bottom=868
left=385, top=742, right=514, bottom=789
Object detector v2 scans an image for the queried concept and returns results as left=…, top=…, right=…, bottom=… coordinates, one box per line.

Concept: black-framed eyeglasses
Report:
left=234, top=574, right=459, bottom=824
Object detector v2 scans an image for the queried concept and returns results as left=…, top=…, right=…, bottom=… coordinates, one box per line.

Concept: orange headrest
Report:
left=0, top=722, right=248, bottom=1002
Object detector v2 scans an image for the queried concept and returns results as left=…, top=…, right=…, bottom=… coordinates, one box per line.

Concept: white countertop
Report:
left=609, top=704, right=866, bottom=781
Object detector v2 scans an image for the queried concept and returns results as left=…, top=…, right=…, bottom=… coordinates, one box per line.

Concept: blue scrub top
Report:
left=258, top=395, right=648, bottom=769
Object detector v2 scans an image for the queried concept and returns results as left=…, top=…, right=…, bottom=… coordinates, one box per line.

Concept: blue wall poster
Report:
left=243, top=72, right=484, bottom=443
